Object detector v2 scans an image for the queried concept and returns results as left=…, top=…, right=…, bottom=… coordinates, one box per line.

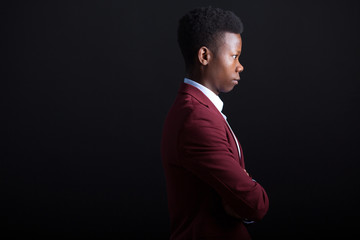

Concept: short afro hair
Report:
left=177, top=6, right=244, bottom=69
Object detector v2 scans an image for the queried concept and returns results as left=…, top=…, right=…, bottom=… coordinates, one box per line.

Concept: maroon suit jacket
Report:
left=161, top=83, right=269, bottom=240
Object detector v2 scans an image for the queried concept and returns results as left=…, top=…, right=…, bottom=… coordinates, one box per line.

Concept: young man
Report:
left=161, top=6, right=269, bottom=239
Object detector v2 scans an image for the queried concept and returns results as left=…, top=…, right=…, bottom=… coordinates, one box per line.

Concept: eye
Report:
left=232, top=55, right=238, bottom=59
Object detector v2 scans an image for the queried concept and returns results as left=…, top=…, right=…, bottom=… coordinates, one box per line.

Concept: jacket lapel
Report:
left=179, top=83, right=243, bottom=165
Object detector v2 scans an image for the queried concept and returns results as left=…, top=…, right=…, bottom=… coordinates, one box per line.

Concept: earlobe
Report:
left=198, top=46, right=211, bottom=66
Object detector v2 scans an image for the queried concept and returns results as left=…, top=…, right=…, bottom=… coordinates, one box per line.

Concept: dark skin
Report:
left=186, top=32, right=247, bottom=219
left=186, top=32, right=244, bottom=95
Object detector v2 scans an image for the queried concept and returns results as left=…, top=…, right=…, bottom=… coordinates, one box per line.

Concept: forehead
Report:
left=217, top=32, right=242, bottom=52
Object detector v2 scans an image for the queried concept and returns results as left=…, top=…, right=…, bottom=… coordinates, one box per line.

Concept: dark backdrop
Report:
left=2, top=0, right=360, bottom=239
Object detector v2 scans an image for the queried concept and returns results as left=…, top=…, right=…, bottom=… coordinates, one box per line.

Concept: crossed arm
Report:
left=179, top=110, right=269, bottom=221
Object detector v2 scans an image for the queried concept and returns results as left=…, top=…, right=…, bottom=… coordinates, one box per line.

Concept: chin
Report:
left=227, top=85, right=237, bottom=91
left=220, top=88, right=234, bottom=94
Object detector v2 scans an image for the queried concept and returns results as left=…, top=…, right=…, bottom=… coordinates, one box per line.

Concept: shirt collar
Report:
left=184, top=78, right=224, bottom=114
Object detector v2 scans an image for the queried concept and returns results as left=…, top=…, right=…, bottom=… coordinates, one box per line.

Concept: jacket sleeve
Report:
left=178, top=107, right=269, bottom=221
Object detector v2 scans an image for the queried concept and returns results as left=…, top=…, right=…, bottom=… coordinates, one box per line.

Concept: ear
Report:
left=197, top=46, right=212, bottom=66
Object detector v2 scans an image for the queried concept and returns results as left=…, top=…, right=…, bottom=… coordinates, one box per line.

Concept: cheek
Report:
left=220, top=60, right=233, bottom=73
left=225, top=59, right=236, bottom=70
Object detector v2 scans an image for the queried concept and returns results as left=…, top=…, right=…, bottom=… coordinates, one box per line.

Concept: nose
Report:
left=236, top=63, right=244, bottom=73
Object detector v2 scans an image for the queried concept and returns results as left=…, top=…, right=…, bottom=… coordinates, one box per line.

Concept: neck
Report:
left=186, top=69, right=219, bottom=95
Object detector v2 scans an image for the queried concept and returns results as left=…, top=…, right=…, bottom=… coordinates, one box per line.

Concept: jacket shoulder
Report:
left=175, top=92, right=218, bottom=120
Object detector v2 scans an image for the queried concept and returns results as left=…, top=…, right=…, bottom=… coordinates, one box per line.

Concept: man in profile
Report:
left=161, top=6, right=269, bottom=239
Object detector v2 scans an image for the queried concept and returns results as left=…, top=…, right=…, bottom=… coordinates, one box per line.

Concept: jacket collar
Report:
left=178, top=82, right=225, bottom=120
left=183, top=78, right=224, bottom=113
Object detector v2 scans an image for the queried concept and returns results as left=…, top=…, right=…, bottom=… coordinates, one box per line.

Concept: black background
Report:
left=2, top=0, right=360, bottom=239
